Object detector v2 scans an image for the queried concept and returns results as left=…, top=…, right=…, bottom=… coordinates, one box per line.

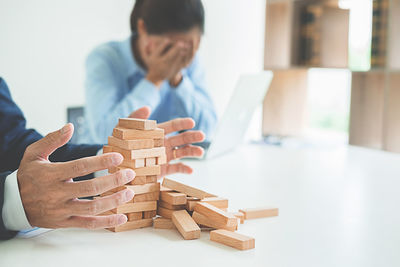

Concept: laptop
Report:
left=199, top=71, right=273, bottom=159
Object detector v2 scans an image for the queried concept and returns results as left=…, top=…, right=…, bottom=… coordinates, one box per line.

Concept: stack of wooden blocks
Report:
left=101, top=118, right=166, bottom=232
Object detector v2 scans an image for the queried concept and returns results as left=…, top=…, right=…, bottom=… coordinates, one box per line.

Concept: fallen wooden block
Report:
left=162, top=178, right=216, bottom=199
left=113, top=127, right=164, bottom=140
left=111, top=201, right=157, bottom=214
left=127, top=212, right=143, bottom=221
left=231, top=211, right=245, bottom=224
left=153, top=217, right=175, bottom=229
left=128, top=175, right=146, bottom=185
left=126, top=183, right=160, bottom=195
left=103, top=145, right=113, bottom=154
left=118, top=118, right=157, bottom=130
left=194, top=202, right=237, bottom=228
left=107, top=218, right=153, bottom=232
left=120, top=158, right=145, bottom=169
left=153, top=138, right=165, bottom=147
left=186, top=197, right=201, bottom=211
left=133, top=192, right=159, bottom=202
left=191, top=212, right=237, bottom=231
left=239, top=207, right=279, bottom=220
left=145, top=175, right=157, bottom=184
left=158, top=200, right=186, bottom=211
left=111, top=146, right=166, bottom=160
left=160, top=191, right=187, bottom=205
left=157, top=206, right=175, bottom=219
left=143, top=210, right=157, bottom=219
left=172, top=210, right=201, bottom=240
left=210, top=229, right=255, bottom=250
left=108, top=136, right=154, bottom=150
left=200, top=197, right=229, bottom=209
left=160, top=185, right=173, bottom=192
left=145, top=157, right=156, bottom=167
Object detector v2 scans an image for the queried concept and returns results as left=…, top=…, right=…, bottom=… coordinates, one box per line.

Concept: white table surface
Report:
left=1, top=144, right=400, bottom=267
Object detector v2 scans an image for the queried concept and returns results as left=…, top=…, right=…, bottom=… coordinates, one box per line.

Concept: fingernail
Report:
left=125, top=169, right=136, bottom=181
left=112, top=154, right=123, bottom=165
left=125, top=189, right=135, bottom=201
left=117, top=215, right=128, bottom=225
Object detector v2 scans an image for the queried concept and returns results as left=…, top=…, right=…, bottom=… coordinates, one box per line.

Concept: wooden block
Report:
left=199, top=226, right=216, bottom=232
left=111, top=201, right=157, bottom=214
left=194, top=202, right=237, bottom=227
left=156, top=154, right=167, bottom=165
left=127, top=212, right=143, bottom=221
left=103, top=145, right=113, bottom=154
left=108, top=136, right=154, bottom=150
left=157, top=206, right=175, bottom=219
left=145, top=157, right=156, bottom=167
left=239, top=207, right=279, bottom=220
left=145, top=175, right=157, bottom=184
left=100, top=190, right=114, bottom=197
left=118, top=118, right=157, bottom=130
left=128, top=175, right=146, bottom=185
left=231, top=211, right=245, bottom=224
left=107, top=218, right=153, bottom=232
left=113, top=127, right=164, bottom=140
left=110, top=166, right=161, bottom=176
left=160, top=191, right=187, bottom=205
left=98, top=210, right=114, bottom=216
left=143, top=210, right=157, bottom=219
left=172, top=210, right=201, bottom=240
left=210, top=230, right=255, bottom=250
left=200, top=197, right=229, bottom=209
left=133, top=192, right=159, bottom=202
left=162, top=178, right=216, bottom=199
left=120, top=158, right=145, bottom=169
left=186, top=197, right=201, bottom=211
left=158, top=200, right=186, bottom=211
left=153, top=217, right=175, bottom=229
left=126, top=183, right=160, bottom=195
left=111, top=146, right=166, bottom=160
left=160, top=185, right=173, bottom=192
left=154, top=138, right=165, bottom=147
left=191, top=212, right=237, bottom=232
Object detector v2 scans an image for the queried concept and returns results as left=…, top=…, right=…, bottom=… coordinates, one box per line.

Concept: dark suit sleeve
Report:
left=0, top=78, right=102, bottom=240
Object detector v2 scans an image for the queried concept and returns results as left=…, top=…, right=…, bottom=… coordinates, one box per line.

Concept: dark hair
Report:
left=130, top=0, right=205, bottom=34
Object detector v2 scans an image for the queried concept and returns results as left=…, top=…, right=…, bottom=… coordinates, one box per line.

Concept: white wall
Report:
left=0, top=0, right=266, bottom=136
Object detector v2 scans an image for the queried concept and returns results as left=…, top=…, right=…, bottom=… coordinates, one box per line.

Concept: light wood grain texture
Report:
left=172, top=210, right=201, bottom=240
left=107, top=218, right=153, bottom=232
left=162, top=178, right=216, bottom=199
left=200, top=197, right=228, bottom=209
left=109, top=166, right=161, bottom=176
left=153, top=217, right=175, bottom=229
left=186, top=197, right=201, bottom=211
left=126, top=183, right=160, bottom=195
left=160, top=191, right=187, bottom=205
left=231, top=211, right=245, bottom=224
left=154, top=138, right=165, bottom=147
left=127, top=212, right=142, bottom=221
left=145, top=157, right=156, bottom=167
left=120, top=158, right=145, bottom=169
left=143, top=210, right=157, bottom=219
left=191, top=212, right=237, bottom=232
left=194, top=202, right=237, bottom=227
left=98, top=211, right=114, bottom=216
left=156, top=154, right=167, bottom=165
left=160, top=185, right=173, bottom=192
left=133, top=192, right=159, bottom=202
left=110, top=146, right=166, bottom=160
left=239, top=207, right=279, bottom=219
left=113, top=127, right=164, bottom=140
left=210, top=229, right=255, bottom=250
left=145, top=175, right=157, bottom=184
left=128, top=175, right=146, bottom=186
left=118, top=118, right=157, bottom=130
left=108, top=136, right=154, bottom=150
left=111, top=201, right=157, bottom=214
left=157, top=206, right=175, bottom=219
left=103, top=145, right=113, bottom=154
left=158, top=200, right=186, bottom=211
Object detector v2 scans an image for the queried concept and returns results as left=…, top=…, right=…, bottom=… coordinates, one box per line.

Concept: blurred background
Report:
left=0, top=0, right=398, bottom=152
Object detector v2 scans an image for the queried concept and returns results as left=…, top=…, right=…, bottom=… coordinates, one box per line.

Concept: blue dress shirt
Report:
left=82, top=37, right=217, bottom=144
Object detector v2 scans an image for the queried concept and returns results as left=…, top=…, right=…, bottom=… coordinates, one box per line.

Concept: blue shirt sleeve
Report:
left=84, top=46, right=161, bottom=144
left=168, top=55, right=218, bottom=139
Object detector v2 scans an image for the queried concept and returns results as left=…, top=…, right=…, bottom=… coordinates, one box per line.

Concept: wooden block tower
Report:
left=102, top=118, right=167, bottom=232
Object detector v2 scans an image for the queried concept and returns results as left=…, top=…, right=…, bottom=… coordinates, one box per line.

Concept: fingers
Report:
left=52, top=152, right=124, bottom=180
left=166, top=131, right=205, bottom=148
left=69, top=169, right=135, bottom=198
left=160, top=163, right=193, bottom=177
left=158, top=118, right=196, bottom=135
left=26, top=123, right=74, bottom=160
left=154, top=38, right=172, bottom=57
left=70, top=189, right=134, bottom=216
left=129, top=106, right=151, bottom=120
left=169, top=145, right=204, bottom=160
left=67, top=214, right=128, bottom=230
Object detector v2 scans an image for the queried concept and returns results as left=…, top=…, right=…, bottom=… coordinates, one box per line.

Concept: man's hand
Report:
left=18, top=123, right=136, bottom=229
left=128, top=108, right=205, bottom=177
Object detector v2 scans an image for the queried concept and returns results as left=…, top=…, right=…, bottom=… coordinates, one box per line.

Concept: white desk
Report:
left=1, top=144, right=400, bottom=267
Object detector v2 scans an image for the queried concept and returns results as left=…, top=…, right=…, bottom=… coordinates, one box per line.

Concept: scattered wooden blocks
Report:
left=158, top=201, right=186, bottom=211
left=118, top=118, right=157, bottom=130
left=153, top=217, right=175, bottom=229
left=108, top=219, right=153, bottom=232
left=210, top=230, right=255, bottom=250
left=186, top=197, right=201, bottom=211
left=231, top=211, right=245, bottom=224
left=239, top=207, right=279, bottom=220
left=162, top=178, right=216, bottom=199
left=194, top=202, right=238, bottom=228
left=192, top=212, right=237, bottom=232
left=113, top=127, right=164, bottom=140
left=172, top=210, right=201, bottom=240
left=200, top=197, right=229, bottom=209
left=160, top=191, right=187, bottom=205
left=157, top=206, right=175, bottom=219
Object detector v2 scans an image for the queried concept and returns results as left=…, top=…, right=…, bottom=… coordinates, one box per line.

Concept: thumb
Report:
left=29, top=123, right=74, bottom=160
left=129, top=106, right=151, bottom=120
